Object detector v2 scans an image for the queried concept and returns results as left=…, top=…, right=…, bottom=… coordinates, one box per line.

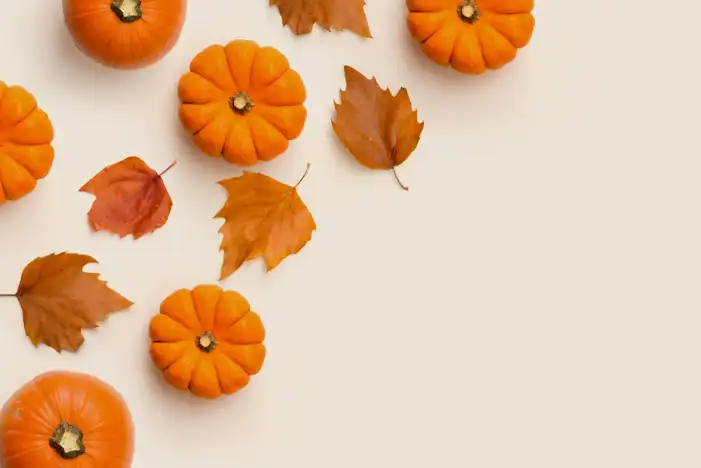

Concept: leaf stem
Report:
left=158, top=160, right=178, bottom=178
left=294, top=163, right=311, bottom=188
left=391, top=166, right=409, bottom=191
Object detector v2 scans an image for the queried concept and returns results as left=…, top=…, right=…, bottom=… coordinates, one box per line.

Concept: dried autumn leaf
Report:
left=79, top=156, right=176, bottom=239
left=270, top=0, right=372, bottom=37
left=216, top=164, right=316, bottom=279
left=0, top=253, right=133, bottom=352
left=332, top=66, right=424, bottom=190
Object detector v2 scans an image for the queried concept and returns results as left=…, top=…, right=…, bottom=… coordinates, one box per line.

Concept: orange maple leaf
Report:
left=0, top=253, right=133, bottom=352
left=79, top=156, right=175, bottom=239
left=270, top=0, right=372, bottom=37
left=216, top=164, right=316, bottom=279
left=332, top=66, right=424, bottom=190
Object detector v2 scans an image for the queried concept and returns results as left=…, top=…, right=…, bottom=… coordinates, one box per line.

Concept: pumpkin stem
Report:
left=196, top=331, right=217, bottom=353
left=111, top=0, right=142, bottom=23
left=157, top=160, right=178, bottom=178
left=229, top=92, right=254, bottom=115
left=0, top=293, right=16, bottom=297
left=457, top=0, right=480, bottom=24
left=49, top=421, right=86, bottom=459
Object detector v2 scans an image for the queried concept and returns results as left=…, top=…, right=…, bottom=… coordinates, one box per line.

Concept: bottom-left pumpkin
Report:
left=0, top=371, right=134, bottom=468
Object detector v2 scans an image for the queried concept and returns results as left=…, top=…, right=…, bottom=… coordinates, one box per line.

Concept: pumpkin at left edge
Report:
left=63, top=0, right=186, bottom=69
left=0, top=371, right=134, bottom=468
left=0, top=81, right=54, bottom=206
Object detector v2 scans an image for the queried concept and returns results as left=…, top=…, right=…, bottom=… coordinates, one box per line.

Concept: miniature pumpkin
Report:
left=406, top=0, right=535, bottom=74
left=178, top=40, right=307, bottom=165
left=62, top=0, right=186, bottom=69
left=0, top=82, right=54, bottom=205
left=150, top=285, right=267, bottom=399
left=0, top=371, right=134, bottom=468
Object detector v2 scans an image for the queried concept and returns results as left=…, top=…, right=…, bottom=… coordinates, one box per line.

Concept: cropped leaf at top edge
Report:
left=270, top=0, right=372, bottom=38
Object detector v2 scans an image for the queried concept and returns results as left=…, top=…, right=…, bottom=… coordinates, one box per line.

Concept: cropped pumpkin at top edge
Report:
left=406, top=0, right=535, bottom=74
left=149, top=284, right=267, bottom=399
left=62, top=0, right=186, bottom=69
left=0, top=371, right=134, bottom=468
left=0, top=82, right=54, bottom=206
left=178, top=39, right=307, bottom=165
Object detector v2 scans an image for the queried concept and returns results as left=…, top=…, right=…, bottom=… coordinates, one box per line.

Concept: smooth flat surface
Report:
left=1, top=1, right=701, bottom=467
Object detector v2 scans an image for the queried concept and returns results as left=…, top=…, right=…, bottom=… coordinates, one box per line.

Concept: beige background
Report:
left=1, top=0, right=699, bottom=467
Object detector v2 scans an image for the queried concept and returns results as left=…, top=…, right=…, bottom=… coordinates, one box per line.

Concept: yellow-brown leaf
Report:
left=216, top=166, right=316, bottom=279
left=332, top=66, right=424, bottom=190
left=270, top=0, right=372, bottom=38
left=8, top=253, right=133, bottom=352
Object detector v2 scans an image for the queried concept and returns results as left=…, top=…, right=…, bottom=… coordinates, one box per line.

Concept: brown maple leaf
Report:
left=0, top=253, right=133, bottom=352
left=79, top=156, right=176, bottom=239
left=270, top=0, right=372, bottom=37
left=216, top=164, right=316, bottom=279
left=332, top=66, right=424, bottom=191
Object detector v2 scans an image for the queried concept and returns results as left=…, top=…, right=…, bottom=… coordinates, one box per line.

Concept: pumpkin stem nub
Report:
left=229, top=92, right=254, bottom=115
left=111, top=0, right=142, bottom=23
left=457, top=0, right=480, bottom=24
left=49, top=421, right=86, bottom=459
left=196, top=331, right=217, bottom=353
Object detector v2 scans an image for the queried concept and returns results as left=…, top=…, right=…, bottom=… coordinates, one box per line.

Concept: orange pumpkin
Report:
left=406, top=0, right=535, bottom=74
left=0, top=371, right=134, bottom=468
left=150, top=285, right=267, bottom=399
left=62, top=0, right=186, bottom=69
left=0, top=82, right=54, bottom=205
left=178, top=40, right=307, bottom=165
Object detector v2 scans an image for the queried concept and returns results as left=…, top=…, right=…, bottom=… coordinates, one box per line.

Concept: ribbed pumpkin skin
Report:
left=149, top=284, right=267, bottom=399
left=178, top=40, right=307, bottom=165
left=0, top=371, right=134, bottom=468
left=406, top=0, right=535, bottom=74
left=0, top=81, right=54, bottom=205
